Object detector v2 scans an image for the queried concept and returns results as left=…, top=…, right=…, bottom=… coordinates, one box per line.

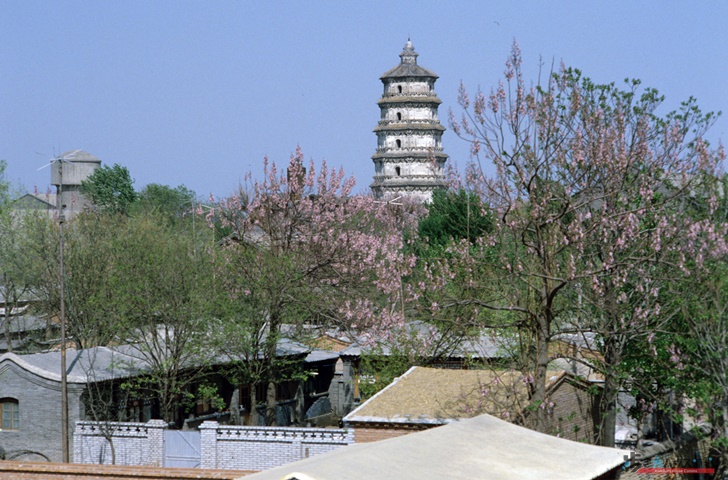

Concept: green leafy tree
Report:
left=134, top=183, right=196, bottom=221
left=417, top=188, right=493, bottom=253
left=0, top=160, right=36, bottom=353
left=64, top=213, right=127, bottom=348
left=0, top=160, right=9, bottom=208
left=0, top=212, right=46, bottom=352
left=108, top=213, right=217, bottom=424
left=80, top=164, right=137, bottom=215
left=26, top=208, right=217, bottom=424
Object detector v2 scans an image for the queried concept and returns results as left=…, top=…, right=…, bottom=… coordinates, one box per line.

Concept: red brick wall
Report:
left=0, top=461, right=255, bottom=479
left=352, top=425, right=433, bottom=443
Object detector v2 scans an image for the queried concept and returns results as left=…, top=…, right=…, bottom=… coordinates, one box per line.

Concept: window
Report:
left=395, top=139, right=402, bottom=148
left=396, top=112, right=402, bottom=121
left=397, top=85, right=402, bottom=93
left=395, top=166, right=401, bottom=176
left=1, top=398, right=19, bottom=430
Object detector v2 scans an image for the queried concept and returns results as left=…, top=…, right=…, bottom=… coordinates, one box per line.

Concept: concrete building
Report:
left=370, top=40, right=448, bottom=202
left=50, top=149, right=101, bottom=218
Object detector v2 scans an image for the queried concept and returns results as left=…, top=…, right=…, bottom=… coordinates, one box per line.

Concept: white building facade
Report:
left=370, top=41, right=448, bottom=202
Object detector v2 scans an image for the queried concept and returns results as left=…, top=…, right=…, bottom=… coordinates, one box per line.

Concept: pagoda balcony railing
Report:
left=375, top=146, right=444, bottom=154
left=377, top=119, right=441, bottom=126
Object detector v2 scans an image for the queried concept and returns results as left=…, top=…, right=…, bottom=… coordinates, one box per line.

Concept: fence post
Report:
left=199, top=421, right=219, bottom=469
left=145, top=420, right=167, bottom=467
left=72, top=422, right=84, bottom=463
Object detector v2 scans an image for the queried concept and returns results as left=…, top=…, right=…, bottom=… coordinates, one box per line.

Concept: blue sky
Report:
left=2, top=1, right=726, bottom=198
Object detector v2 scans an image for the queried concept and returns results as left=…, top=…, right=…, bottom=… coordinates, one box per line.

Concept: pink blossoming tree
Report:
left=210, top=147, right=415, bottom=424
left=416, top=42, right=726, bottom=442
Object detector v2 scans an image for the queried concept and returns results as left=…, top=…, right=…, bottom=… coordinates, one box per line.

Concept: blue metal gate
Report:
left=164, top=430, right=201, bottom=468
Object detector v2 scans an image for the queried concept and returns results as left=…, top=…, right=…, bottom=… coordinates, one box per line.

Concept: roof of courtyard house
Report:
left=0, top=314, right=58, bottom=352
left=0, top=339, right=339, bottom=385
left=339, top=322, right=509, bottom=360
left=344, top=366, right=576, bottom=426
left=0, top=346, right=146, bottom=383
left=241, top=412, right=627, bottom=480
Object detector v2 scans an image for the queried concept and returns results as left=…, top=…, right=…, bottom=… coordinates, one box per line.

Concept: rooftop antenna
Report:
left=36, top=149, right=81, bottom=171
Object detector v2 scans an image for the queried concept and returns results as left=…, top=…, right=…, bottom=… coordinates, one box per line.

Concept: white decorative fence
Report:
left=74, top=420, right=354, bottom=471
left=73, top=420, right=166, bottom=466
left=199, top=421, right=355, bottom=471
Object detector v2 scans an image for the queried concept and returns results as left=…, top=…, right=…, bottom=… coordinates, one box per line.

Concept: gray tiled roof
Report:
left=2, top=337, right=339, bottom=385
left=380, top=41, right=438, bottom=79
left=0, top=346, right=145, bottom=384
left=381, top=62, right=438, bottom=79
left=339, top=323, right=508, bottom=359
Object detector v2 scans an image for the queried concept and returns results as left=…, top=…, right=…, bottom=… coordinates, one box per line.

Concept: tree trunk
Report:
left=721, top=403, right=728, bottom=480
left=3, top=312, right=12, bottom=353
left=109, top=437, right=116, bottom=465
left=266, top=381, right=277, bottom=426
left=263, top=310, right=281, bottom=426
left=294, top=382, right=304, bottom=425
left=599, top=373, right=618, bottom=447
left=249, top=386, right=260, bottom=426
left=229, top=389, right=241, bottom=425
left=531, top=315, right=551, bottom=433
left=597, top=335, right=624, bottom=447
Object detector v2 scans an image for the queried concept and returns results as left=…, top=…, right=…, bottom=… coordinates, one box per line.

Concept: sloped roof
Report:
left=339, top=326, right=507, bottom=359
left=0, top=313, right=47, bottom=334
left=345, top=367, right=575, bottom=426
left=13, top=193, right=57, bottom=210
left=241, top=413, right=627, bottom=480
left=345, top=366, right=536, bottom=425
left=1, top=339, right=338, bottom=385
left=380, top=40, right=438, bottom=80
left=0, top=346, right=145, bottom=384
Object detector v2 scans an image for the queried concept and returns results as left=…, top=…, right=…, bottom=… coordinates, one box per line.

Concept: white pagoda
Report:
left=370, top=40, right=448, bottom=202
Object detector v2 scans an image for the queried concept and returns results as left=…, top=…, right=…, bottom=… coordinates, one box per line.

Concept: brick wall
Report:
left=0, top=461, right=255, bottom=479
left=199, top=421, right=354, bottom=471
left=0, top=360, right=85, bottom=462
left=74, top=420, right=354, bottom=471
left=351, top=425, right=424, bottom=443
left=73, top=420, right=166, bottom=466
left=545, top=378, right=601, bottom=443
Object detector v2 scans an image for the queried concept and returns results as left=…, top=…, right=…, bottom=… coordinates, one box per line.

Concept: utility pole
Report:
left=56, top=159, right=69, bottom=463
